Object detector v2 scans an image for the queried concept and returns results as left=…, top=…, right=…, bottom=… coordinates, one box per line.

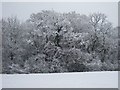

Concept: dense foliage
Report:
left=2, top=11, right=118, bottom=74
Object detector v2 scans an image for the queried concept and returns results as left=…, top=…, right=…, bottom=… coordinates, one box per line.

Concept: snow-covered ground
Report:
left=0, top=74, right=2, bottom=89
left=2, top=71, right=118, bottom=88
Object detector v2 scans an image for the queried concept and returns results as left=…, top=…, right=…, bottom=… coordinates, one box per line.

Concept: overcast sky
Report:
left=2, top=2, right=118, bottom=27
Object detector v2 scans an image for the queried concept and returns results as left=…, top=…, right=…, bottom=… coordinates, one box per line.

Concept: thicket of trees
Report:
left=2, top=10, right=118, bottom=74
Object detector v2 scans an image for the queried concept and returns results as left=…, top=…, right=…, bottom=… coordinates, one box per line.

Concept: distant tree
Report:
left=2, top=17, right=25, bottom=73
left=88, top=13, right=113, bottom=63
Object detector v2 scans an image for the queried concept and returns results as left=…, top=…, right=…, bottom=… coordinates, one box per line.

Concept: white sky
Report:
left=2, top=2, right=118, bottom=27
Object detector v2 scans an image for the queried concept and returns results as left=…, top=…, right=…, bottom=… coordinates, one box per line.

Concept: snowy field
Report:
left=2, top=71, right=118, bottom=88
left=0, top=75, right=2, bottom=89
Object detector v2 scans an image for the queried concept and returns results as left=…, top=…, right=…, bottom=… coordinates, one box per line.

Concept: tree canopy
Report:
left=2, top=11, right=119, bottom=74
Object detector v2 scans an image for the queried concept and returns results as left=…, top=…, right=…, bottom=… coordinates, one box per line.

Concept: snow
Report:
left=2, top=71, right=118, bottom=88
left=0, top=74, right=2, bottom=90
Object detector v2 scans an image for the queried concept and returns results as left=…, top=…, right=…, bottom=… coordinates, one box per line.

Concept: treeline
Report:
left=1, top=10, right=118, bottom=74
